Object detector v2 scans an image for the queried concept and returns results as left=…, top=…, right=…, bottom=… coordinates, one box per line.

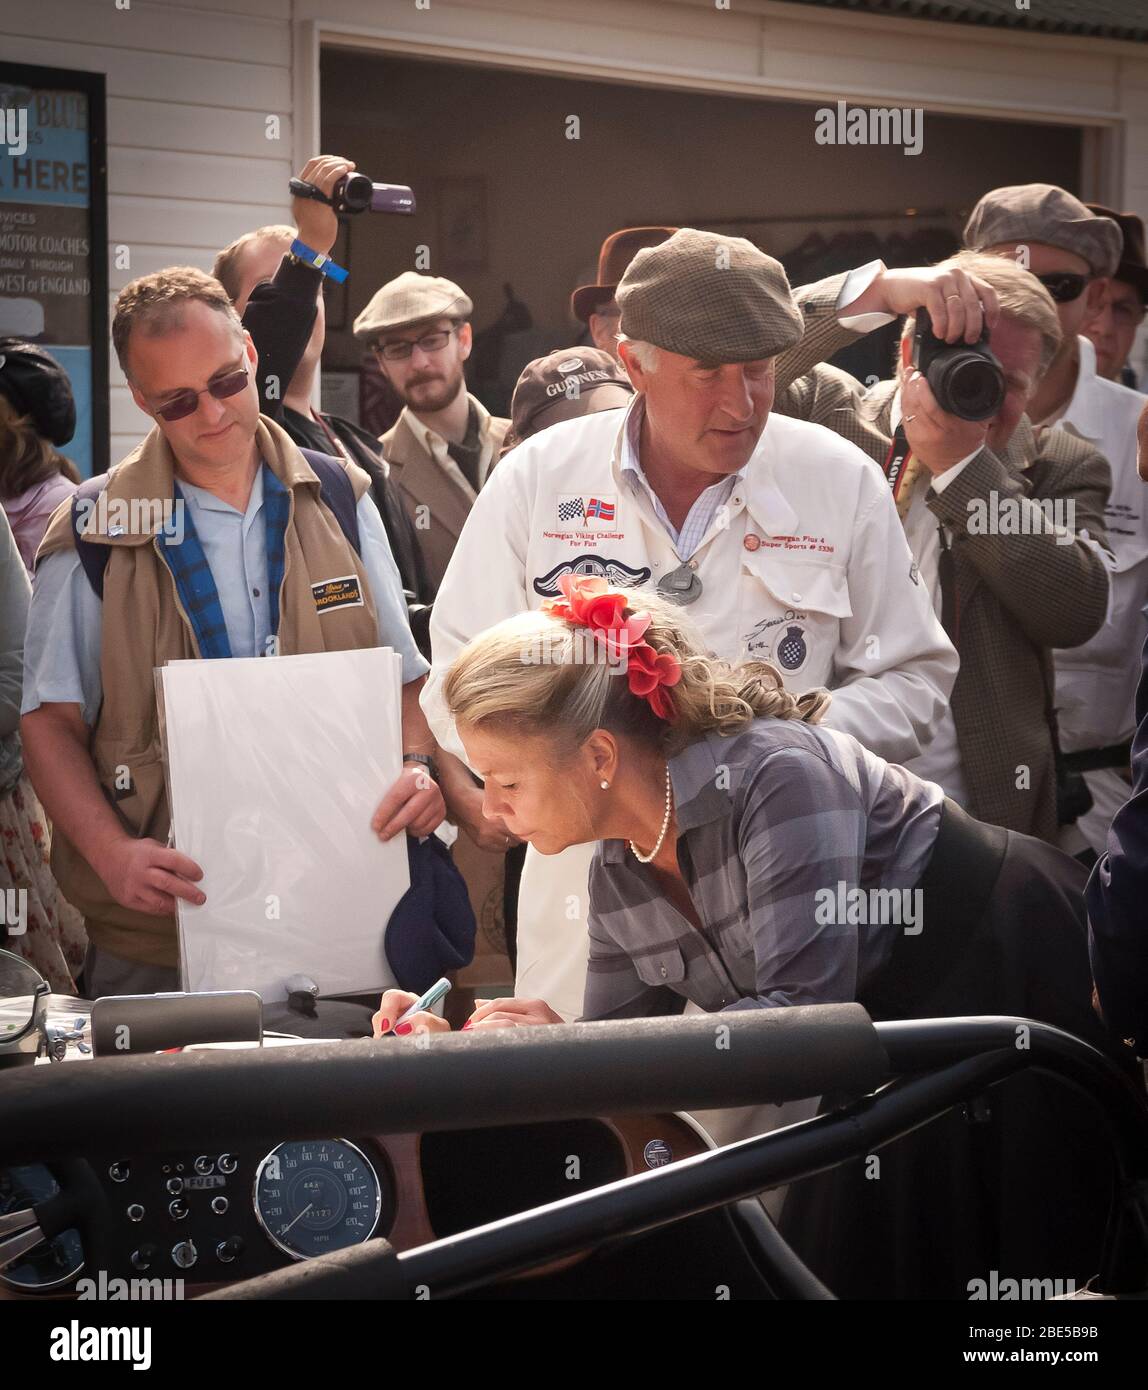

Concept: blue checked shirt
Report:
left=583, top=717, right=943, bottom=1020
left=619, top=398, right=742, bottom=560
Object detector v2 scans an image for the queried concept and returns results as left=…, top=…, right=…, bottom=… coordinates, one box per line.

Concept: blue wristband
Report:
left=290, top=238, right=349, bottom=284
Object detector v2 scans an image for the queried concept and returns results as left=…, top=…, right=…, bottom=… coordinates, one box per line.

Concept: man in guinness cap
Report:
left=423, top=226, right=994, bottom=1022
left=354, top=271, right=509, bottom=595
left=571, top=227, right=677, bottom=360
left=501, top=346, right=633, bottom=456
left=965, top=184, right=1148, bottom=859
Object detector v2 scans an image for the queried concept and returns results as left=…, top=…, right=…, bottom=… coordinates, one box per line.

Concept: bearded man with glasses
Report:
left=20, top=267, right=447, bottom=998
left=966, top=184, right=1148, bottom=861
left=353, top=273, right=510, bottom=595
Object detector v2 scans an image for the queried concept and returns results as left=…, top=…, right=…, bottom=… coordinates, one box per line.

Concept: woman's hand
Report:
left=372, top=989, right=452, bottom=1038
left=463, top=997, right=564, bottom=1030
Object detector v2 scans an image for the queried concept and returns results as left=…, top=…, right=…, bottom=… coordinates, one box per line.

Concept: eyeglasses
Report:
left=153, top=367, right=249, bottom=422
left=374, top=327, right=457, bottom=362
left=1035, top=272, right=1090, bottom=304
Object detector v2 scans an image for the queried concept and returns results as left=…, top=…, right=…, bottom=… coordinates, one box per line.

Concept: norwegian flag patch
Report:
left=557, top=494, right=617, bottom=528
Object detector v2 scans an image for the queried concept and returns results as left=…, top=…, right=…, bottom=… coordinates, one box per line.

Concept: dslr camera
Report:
left=911, top=306, right=1006, bottom=422
left=289, top=173, right=415, bottom=216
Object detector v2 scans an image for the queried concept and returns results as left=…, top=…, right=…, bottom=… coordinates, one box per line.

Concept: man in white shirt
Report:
left=964, top=184, right=1146, bottom=858
left=423, top=229, right=991, bottom=1022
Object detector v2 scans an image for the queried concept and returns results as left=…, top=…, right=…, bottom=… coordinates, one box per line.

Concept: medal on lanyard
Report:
left=657, top=561, right=703, bottom=606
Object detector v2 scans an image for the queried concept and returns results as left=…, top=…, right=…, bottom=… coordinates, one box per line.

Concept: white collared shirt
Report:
left=407, top=395, right=498, bottom=500
left=1050, top=337, right=1148, bottom=751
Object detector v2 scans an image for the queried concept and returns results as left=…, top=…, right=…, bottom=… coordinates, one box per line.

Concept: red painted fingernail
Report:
left=395, top=1021, right=412, bottom=1035
left=462, top=1020, right=472, bottom=1030
left=377, top=1019, right=389, bottom=1034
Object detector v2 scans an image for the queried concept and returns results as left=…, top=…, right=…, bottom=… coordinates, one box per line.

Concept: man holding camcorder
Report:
left=778, top=248, right=1113, bottom=842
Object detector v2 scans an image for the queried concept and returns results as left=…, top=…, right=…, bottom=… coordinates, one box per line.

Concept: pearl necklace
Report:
left=630, top=764, right=674, bottom=864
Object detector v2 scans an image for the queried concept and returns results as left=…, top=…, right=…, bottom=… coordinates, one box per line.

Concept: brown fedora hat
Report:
left=571, top=226, right=678, bottom=323
left=1086, top=203, right=1148, bottom=299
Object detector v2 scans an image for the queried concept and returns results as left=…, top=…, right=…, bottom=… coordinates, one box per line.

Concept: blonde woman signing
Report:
left=375, top=574, right=1129, bottom=1299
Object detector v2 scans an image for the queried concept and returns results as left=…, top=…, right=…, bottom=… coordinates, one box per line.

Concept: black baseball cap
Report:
left=0, top=338, right=76, bottom=446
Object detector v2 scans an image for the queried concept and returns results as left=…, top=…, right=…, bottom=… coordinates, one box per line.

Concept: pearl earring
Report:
left=600, top=780, right=610, bottom=790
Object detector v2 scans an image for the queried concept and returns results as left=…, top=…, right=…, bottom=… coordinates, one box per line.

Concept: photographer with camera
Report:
left=778, top=249, right=1113, bottom=842
left=963, top=185, right=1147, bottom=862
left=214, top=157, right=432, bottom=638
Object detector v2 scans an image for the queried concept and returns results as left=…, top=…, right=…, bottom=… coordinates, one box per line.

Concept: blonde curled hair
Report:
left=443, top=587, right=830, bottom=757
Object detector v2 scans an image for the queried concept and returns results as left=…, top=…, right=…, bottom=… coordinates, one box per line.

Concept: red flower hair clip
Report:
left=541, top=574, right=682, bottom=721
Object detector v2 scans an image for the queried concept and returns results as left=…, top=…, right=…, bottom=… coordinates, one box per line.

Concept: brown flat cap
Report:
left=964, top=184, right=1122, bottom=279
left=503, top=347, right=633, bottom=455
left=571, top=227, right=678, bottom=323
left=1086, top=203, right=1148, bottom=299
left=617, top=228, right=801, bottom=363
left=353, top=271, right=472, bottom=343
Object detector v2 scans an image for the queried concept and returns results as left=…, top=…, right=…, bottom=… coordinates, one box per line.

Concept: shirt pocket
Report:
left=738, top=552, right=852, bottom=685
left=631, top=943, right=687, bottom=988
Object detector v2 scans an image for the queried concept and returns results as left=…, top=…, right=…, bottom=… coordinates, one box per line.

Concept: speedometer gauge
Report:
left=254, top=1139, right=382, bottom=1260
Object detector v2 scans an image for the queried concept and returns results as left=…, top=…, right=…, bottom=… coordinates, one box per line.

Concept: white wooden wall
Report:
left=3, top=0, right=1147, bottom=465
left=2, top=0, right=295, bottom=462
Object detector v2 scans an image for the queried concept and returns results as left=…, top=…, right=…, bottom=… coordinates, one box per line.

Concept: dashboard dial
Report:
left=253, top=1140, right=381, bottom=1260
left=0, top=1165, right=84, bottom=1291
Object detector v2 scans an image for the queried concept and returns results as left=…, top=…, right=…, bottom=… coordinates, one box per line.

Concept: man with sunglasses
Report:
left=352, top=273, right=510, bottom=595
left=965, top=184, right=1148, bottom=861
left=19, top=267, right=446, bottom=998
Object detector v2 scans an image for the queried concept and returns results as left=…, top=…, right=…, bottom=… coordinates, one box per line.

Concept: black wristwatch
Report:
left=403, top=753, right=438, bottom=781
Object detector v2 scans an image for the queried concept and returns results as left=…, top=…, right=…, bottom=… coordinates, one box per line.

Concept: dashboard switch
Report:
left=217, top=1154, right=238, bottom=1175
left=211, top=1196, right=229, bottom=1216
left=108, top=1161, right=130, bottom=1183
left=216, top=1237, right=245, bottom=1264
left=193, top=1156, right=215, bottom=1176
left=131, top=1245, right=159, bottom=1272
left=126, top=1203, right=145, bottom=1223
left=168, top=1198, right=190, bottom=1221
left=171, top=1239, right=198, bottom=1270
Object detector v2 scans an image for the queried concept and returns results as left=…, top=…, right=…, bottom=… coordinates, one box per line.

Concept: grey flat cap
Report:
left=353, top=271, right=473, bottom=343
left=616, top=228, right=802, bottom=363
left=964, top=184, right=1122, bottom=278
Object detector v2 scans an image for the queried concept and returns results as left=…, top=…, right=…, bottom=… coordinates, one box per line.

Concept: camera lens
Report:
left=337, top=173, right=373, bottom=214
left=927, top=351, right=1006, bottom=422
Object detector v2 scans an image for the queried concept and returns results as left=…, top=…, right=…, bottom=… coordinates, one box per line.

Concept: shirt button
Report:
left=792, top=591, right=802, bottom=602
left=253, top=587, right=261, bottom=597
left=660, top=966, right=668, bottom=978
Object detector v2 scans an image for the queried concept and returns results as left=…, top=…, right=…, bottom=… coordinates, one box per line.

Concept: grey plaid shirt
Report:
left=583, top=718, right=943, bottom=1020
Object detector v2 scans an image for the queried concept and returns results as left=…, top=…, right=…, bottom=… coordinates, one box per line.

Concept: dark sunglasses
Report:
left=1035, top=272, right=1090, bottom=304
left=154, top=366, right=249, bottom=422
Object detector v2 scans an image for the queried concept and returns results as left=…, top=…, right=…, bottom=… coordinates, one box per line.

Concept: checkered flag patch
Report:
left=558, top=497, right=585, bottom=522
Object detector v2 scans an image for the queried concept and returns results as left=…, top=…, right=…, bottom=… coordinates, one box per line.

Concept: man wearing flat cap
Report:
left=354, top=271, right=509, bottom=594
left=966, top=184, right=1148, bottom=859
left=423, top=227, right=1000, bottom=1022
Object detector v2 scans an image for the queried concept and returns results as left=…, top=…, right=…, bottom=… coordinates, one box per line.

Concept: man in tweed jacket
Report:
left=777, top=252, right=1112, bottom=841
